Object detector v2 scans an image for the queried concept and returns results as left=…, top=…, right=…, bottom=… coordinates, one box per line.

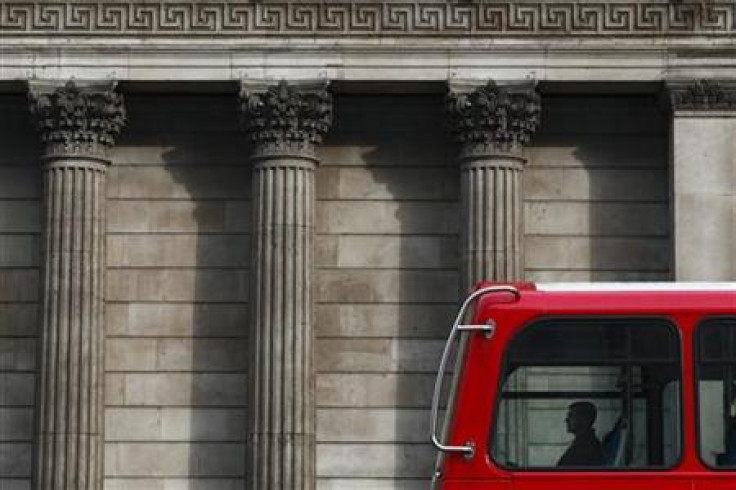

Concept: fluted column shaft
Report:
left=240, top=80, right=332, bottom=490
left=460, top=155, right=525, bottom=288
left=29, top=81, right=125, bottom=490
left=249, top=157, right=315, bottom=489
left=448, top=81, right=540, bottom=290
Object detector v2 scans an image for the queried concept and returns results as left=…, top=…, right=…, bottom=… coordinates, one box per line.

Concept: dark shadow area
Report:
left=0, top=93, right=42, bottom=489
left=528, top=93, right=671, bottom=282
left=112, top=92, right=249, bottom=487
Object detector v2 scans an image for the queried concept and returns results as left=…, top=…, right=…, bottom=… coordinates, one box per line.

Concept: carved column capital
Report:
left=28, top=80, right=126, bottom=161
left=447, top=80, right=541, bottom=159
left=666, top=79, right=736, bottom=112
left=240, top=79, right=333, bottom=160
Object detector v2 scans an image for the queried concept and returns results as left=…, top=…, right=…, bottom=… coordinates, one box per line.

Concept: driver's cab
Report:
left=430, top=283, right=736, bottom=490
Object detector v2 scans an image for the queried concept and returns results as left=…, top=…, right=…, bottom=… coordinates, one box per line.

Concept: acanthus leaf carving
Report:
left=668, top=79, right=736, bottom=111
left=240, top=80, right=332, bottom=158
left=29, top=80, right=126, bottom=160
left=447, top=80, right=541, bottom=156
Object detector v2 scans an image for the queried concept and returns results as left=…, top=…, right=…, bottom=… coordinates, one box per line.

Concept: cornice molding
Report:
left=0, top=1, right=734, bottom=37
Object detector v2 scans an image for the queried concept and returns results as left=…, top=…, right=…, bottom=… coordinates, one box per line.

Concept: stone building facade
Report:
left=0, top=1, right=734, bottom=489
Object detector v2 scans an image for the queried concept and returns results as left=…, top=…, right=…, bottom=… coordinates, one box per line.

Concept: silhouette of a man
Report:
left=557, top=401, right=605, bottom=466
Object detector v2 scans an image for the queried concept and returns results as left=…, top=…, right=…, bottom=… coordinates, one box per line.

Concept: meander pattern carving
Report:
left=0, top=2, right=733, bottom=36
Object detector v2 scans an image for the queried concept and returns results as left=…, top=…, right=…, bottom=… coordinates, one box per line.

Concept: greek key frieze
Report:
left=0, top=2, right=733, bottom=36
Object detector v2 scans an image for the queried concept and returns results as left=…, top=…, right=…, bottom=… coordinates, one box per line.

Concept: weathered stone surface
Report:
left=316, top=167, right=457, bottom=201
left=524, top=167, right=667, bottom=201
left=316, top=409, right=428, bottom=443
left=527, top=134, right=666, bottom=168
left=106, top=303, right=247, bottom=338
left=670, top=115, right=736, bottom=280
left=105, top=373, right=246, bottom=407
left=318, top=139, right=453, bottom=168
left=316, top=479, right=428, bottom=490
left=0, top=203, right=41, bottom=233
left=0, top=409, right=34, bottom=441
left=105, top=408, right=245, bottom=442
left=0, top=236, right=39, bottom=267
left=316, top=444, right=434, bottom=478
left=316, top=339, right=443, bottom=373
left=0, top=374, right=35, bottom=406
left=525, top=236, right=670, bottom=272
left=105, top=443, right=244, bottom=477
left=524, top=202, right=669, bottom=236
left=316, top=374, right=435, bottom=409
left=108, top=166, right=249, bottom=199
left=106, top=338, right=247, bottom=372
left=0, top=444, right=31, bottom=477
left=106, top=269, right=248, bottom=302
left=315, top=304, right=455, bottom=339
left=0, top=271, right=38, bottom=302
left=112, top=133, right=247, bottom=167
left=0, top=339, right=35, bottom=371
left=0, top=305, right=37, bottom=337
left=104, top=478, right=243, bottom=490
left=316, top=235, right=457, bottom=269
left=107, top=235, right=249, bottom=268
left=317, top=201, right=458, bottom=234
left=0, top=479, right=30, bottom=490
left=526, top=270, right=669, bottom=282
left=0, top=169, right=39, bottom=199
left=316, top=270, right=459, bottom=304
left=107, top=200, right=249, bottom=233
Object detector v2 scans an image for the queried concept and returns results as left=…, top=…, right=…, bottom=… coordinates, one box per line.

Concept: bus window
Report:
left=696, top=317, right=736, bottom=468
left=490, top=318, right=682, bottom=470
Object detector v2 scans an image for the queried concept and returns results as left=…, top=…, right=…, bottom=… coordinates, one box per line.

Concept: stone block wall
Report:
left=104, top=94, right=250, bottom=489
left=0, top=90, right=669, bottom=489
left=0, top=94, right=40, bottom=490
left=525, top=94, right=670, bottom=282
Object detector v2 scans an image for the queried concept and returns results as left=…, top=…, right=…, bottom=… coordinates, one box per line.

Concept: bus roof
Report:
left=475, top=282, right=736, bottom=316
left=535, top=282, right=736, bottom=292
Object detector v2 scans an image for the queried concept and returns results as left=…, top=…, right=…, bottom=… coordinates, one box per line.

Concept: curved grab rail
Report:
left=430, top=285, right=521, bottom=459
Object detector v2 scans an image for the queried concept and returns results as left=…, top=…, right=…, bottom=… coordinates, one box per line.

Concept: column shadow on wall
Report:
left=532, top=94, right=670, bottom=283
left=321, top=92, right=458, bottom=487
left=0, top=93, right=43, bottom=489
left=144, top=92, right=250, bottom=486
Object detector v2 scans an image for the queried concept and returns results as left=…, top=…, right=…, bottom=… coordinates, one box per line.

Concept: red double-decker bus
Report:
left=431, top=283, right=736, bottom=489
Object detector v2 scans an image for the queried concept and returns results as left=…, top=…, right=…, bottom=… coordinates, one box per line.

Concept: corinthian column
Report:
left=447, top=81, right=541, bottom=290
left=240, top=80, right=332, bottom=490
left=28, top=80, right=125, bottom=490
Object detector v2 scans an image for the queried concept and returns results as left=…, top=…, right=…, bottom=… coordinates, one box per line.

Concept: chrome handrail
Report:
left=430, top=285, right=520, bottom=459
